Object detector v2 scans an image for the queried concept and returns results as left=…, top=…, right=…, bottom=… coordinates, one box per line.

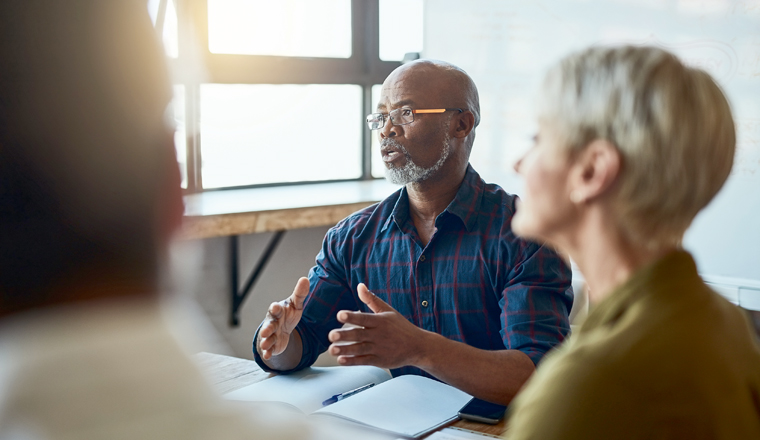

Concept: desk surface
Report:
left=181, top=180, right=399, bottom=240
left=193, top=352, right=508, bottom=438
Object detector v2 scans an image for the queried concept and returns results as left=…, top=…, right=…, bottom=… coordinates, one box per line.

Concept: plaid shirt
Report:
left=254, top=165, right=573, bottom=378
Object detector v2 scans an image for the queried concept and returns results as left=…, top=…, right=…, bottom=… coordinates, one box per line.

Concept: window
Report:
left=171, top=85, right=187, bottom=187
left=208, top=0, right=352, bottom=58
left=200, top=84, right=362, bottom=188
left=371, top=84, right=385, bottom=178
left=148, top=0, right=179, bottom=58
left=150, top=0, right=423, bottom=191
left=379, top=0, right=423, bottom=61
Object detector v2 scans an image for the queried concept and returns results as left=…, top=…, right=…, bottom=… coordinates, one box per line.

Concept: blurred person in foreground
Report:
left=505, top=45, right=760, bottom=439
left=255, top=59, right=574, bottom=405
left=0, top=2, right=390, bottom=439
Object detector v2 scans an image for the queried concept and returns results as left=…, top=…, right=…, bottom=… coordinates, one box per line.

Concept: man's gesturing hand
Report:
left=327, top=283, right=431, bottom=369
left=258, top=277, right=309, bottom=360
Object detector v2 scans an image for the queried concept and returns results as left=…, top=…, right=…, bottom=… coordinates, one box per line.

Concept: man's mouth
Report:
left=382, top=150, right=401, bottom=163
left=380, top=143, right=405, bottom=164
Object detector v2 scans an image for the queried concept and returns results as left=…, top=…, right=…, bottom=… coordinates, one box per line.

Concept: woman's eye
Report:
left=402, top=109, right=412, bottom=117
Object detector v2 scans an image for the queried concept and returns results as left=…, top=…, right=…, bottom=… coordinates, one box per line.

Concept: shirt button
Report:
left=421, top=300, right=429, bottom=307
left=420, top=255, right=426, bottom=262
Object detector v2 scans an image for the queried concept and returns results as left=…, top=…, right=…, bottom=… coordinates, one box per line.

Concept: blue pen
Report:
left=322, top=383, right=375, bottom=406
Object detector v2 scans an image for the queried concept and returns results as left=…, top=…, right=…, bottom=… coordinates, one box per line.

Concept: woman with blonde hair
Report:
left=506, top=45, right=760, bottom=439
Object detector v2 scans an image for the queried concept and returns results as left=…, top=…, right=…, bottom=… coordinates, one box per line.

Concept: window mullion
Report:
left=186, top=85, right=202, bottom=192
left=362, top=85, right=373, bottom=180
left=176, top=0, right=206, bottom=192
left=358, top=0, right=379, bottom=180
left=155, top=0, right=168, bottom=36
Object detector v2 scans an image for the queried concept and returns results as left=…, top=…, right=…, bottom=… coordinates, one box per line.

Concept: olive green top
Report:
left=506, top=250, right=760, bottom=439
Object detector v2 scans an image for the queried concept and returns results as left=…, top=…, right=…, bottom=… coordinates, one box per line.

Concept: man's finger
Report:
left=357, top=283, right=393, bottom=313
left=290, top=277, right=310, bottom=309
left=329, top=341, right=371, bottom=357
left=337, top=310, right=380, bottom=327
left=259, top=334, right=275, bottom=351
left=328, top=326, right=366, bottom=343
left=268, top=301, right=284, bottom=320
left=259, top=321, right=277, bottom=339
left=337, top=354, right=376, bottom=367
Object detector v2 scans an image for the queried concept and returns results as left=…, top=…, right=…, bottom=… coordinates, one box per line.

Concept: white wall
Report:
left=424, top=0, right=760, bottom=306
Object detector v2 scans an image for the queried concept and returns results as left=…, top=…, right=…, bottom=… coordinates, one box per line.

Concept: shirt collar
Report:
left=445, top=164, right=484, bottom=232
left=382, top=188, right=410, bottom=233
left=381, top=164, right=485, bottom=233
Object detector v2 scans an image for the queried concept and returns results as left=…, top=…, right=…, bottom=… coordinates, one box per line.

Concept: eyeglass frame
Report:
left=366, top=107, right=465, bottom=130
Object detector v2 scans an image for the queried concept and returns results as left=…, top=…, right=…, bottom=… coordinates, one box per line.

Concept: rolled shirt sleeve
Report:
left=500, top=239, right=573, bottom=366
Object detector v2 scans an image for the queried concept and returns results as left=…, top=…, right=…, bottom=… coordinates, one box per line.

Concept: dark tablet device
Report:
left=457, top=398, right=507, bottom=424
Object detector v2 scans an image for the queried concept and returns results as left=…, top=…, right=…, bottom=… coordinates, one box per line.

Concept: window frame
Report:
left=166, top=0, right=401, bottom=193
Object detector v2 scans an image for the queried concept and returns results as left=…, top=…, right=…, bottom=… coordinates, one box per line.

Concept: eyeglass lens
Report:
left=366, top=107, right=415, bottom=130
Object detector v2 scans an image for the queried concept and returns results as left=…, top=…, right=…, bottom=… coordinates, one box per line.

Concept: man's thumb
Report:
left=357, top=283, right=392, bottom=313
left=291, top=277, right=310, bottom=309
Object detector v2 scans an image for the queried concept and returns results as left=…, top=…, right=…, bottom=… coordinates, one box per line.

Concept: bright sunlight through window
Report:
left=379, top=0, right=423, bottom=61
left=147, top=0, right=179, bottom=58
left=208, top=0, right=352, bottom=58
left=200, top=84, right=362, bottom=188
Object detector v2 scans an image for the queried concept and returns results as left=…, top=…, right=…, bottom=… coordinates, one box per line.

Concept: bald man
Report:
left=254, top=60, right=573, bottom=405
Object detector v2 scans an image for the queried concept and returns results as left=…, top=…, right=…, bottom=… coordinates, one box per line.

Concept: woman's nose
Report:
left=513, top=156, right=523, bottom=174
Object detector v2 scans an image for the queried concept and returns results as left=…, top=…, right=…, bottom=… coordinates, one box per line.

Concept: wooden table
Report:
left=194, top=352, right=508, bottom=438
left=181, top=180, right=399, bottom=326
left=181, top=180, right=399, bottom=240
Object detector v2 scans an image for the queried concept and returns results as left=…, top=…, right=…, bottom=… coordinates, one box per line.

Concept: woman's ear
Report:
left=568, top=139, right=621, bottom=204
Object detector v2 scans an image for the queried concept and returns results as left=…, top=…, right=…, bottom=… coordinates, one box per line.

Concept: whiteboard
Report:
left=424, top=0, right=760, bottom=285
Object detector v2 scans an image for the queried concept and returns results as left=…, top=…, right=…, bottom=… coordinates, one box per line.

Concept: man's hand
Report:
left=258, top=277, right=309, bottom=360
left=327, top=283, right=431, bottom=369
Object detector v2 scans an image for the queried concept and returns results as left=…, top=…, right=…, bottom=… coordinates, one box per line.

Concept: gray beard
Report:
left=382, top=133, right=452, bottom=185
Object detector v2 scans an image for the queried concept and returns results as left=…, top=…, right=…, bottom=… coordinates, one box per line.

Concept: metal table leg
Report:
left=229, top=231, right=286, bottom=327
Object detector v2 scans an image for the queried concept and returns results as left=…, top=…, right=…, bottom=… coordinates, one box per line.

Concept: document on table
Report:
left=426, top=427, right=503, bottom=439
left=224, top=366, right=472, bottom=438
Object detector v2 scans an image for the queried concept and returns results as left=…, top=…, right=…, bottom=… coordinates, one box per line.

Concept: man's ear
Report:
left=568, top=139, right=621, bottom=204
left=452, top=110, right=476, bottom=139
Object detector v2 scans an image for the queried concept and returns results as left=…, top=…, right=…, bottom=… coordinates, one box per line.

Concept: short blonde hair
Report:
left=537, top=45, right=736, bottom=249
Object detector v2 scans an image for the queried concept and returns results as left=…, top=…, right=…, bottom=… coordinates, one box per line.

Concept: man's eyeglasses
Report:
left=366, top=107, right=464, bottom=130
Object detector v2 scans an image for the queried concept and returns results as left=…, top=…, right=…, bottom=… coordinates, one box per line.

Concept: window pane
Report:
left=379, top=0, right=423, bottom=61
left=147, top=0, right=178, bottom=58
left=163, top=0, right=179, bottom=58
left=371, top=84, right=386, bottom=178
left=147, top=0, right=160, bottom=23
left=171, top=85, right=187, bottom=188
left=200, top=84, right=362, bottom=188
left=208, top=0, right=352, bottom=58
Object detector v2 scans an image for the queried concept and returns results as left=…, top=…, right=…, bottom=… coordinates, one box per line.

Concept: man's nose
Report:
left=379, top=116, right=400, bottom=139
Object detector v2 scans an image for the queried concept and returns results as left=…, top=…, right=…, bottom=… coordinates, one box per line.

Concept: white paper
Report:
left=426, top=427, right=501, bottom=440
left=224, top=365, right=392, bottom=414
left=312, top=375, right=472, bottom=438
